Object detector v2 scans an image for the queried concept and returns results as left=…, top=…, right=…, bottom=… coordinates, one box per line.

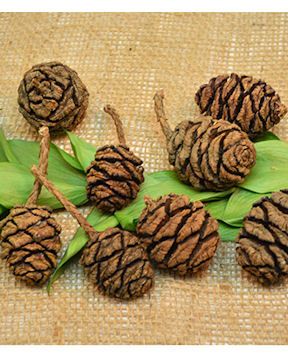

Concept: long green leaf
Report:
left=47, top=208, right=119, bottom=292
left=253, top=131, right=280, bottom=142
left=115, top=171, right=234, bottom=231
left=218, top=221, right=240, bottom=242
left=0, top=162, right=88, bottom=210
left=67, top=131, right=96, bottom=171
left=240, top=140, right=288, bottom=193
left=0, top=128, right=19, bottom=163
left=204, top=198, right=229, bottom=220
left=53, top=144, right=83, bottom=171
left=222, top=188, right=269, bottom=227
left=9, top=139, right=86, bottom=186
left=0, top=162, right=34, bottom=207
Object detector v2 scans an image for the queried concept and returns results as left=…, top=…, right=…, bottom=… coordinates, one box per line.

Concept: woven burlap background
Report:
left=0, top=12, right=288, bottom=345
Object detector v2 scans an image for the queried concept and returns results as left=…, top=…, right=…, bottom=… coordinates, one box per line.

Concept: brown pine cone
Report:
left=80, top=227, right=154, bottom=299
left=236, top=190, right=288, bottom=285
left=136, top=194, right=220, bottom=275
left=0, top=205, right=61, bottom=286
left=18, top=61, right=89, bottom=132
left=195, top=73, right=287, bottom=137
left=86, top=144, right=144, bottom=213
left=168, top=118, right=256, bottom=191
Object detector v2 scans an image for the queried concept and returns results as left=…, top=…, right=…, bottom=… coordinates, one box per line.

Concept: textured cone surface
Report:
left=0, top=205, right=61, bottom=285
left=236, top=189, right=288, bottom=285
left=195, top=73, right=287, bottom=137
left=18, top=61, right=89, bottom=131
left=86, top=144, right=144, bottom=213
left=136, top=194, right=220, bottom=275
left=80, top=227, right=154, bottom=299
left=168, top=118, right=256, bottom=191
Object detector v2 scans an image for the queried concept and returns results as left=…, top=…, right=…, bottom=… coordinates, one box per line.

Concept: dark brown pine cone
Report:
left=86, top=144, right=144, bottom=213
left=168, top=118, right=256, bottom=191
left=18, top=61, right=89, bottom=131
left=80, top=227, right=154, bottom=299
left=236, top=190, right=288, bottom=285
left=0, top=205, right=61, bottom=285
left=136, top=194, right=220, bottom=275
left=195, top=73, right=287, bottom=137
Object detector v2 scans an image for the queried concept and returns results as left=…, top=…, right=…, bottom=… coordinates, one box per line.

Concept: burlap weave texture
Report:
left=0, top=12, right=288, bottom=344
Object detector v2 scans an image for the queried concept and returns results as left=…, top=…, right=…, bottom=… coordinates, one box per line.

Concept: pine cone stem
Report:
left=31, top=165, right=97, bottom=239
left=104, top=105, right=127, bottom=146
left=153, top=90, right=173, bottom=141
left=26, top=126, right=50, bottom=205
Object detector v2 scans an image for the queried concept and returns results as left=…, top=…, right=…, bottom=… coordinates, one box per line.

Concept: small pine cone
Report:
left=80, top=227, right=154, bottom=299
left=86, top=145, right=144, bottom=213
left=236, top=190, right=288, bottom=285
left=168, top=118, right=256, bottom=191
left=195, top=73, right=287, bottom=137
left=136, top=194, right=220, bottom=275
left=18, top=61, right=89, bottom=132
left=0, top=205, right=61, bottom=286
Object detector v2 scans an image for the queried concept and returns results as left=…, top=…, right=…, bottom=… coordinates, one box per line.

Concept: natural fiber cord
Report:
left=1, top=12, right=288, bottom=344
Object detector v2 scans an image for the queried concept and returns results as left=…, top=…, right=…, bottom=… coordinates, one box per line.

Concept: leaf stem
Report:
left=31, top=165, right=97, bottom=240
left=26, top=126, right=50, bottom=205
left=104, top=105, right=127, bottom=146
left=153, top=90, right=173, bottom=142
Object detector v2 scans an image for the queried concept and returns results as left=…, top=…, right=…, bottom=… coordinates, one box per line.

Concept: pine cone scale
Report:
left=195, top=73, right=287, bottom=137
left=169, top=119, right=256, bottom=190
left=237, top=190, right=288, bottom=284
left=0, top=205, right=61, bottom=285
left=86, top=145, right=144, bottom=213
left=81, top=228, right=154, bottom=299
left=137, top=194, right=220, bottom=275
left=18, top=62, right=89, bottom=131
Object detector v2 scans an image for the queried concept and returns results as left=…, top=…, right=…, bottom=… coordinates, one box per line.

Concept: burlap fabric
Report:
left=0, top=12, right=288, bottom=345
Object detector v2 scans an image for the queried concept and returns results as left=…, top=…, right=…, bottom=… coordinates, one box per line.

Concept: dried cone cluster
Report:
left=32, top=167, right=154, bottom=300
left=195, top=73, right=287, bottom=138
left=86, top=105, right=144, bottom=213
left=154, top=91, right=256, bottom=191
left=136, top=194, right=220, bottom=274
left=80, top=228, right=154, bottom=299
left=0, top=205, right=61, bottom=285
left=236, top=189, right=288, bottom=285
left=0, top=127, right=62, bottom=285
left=18, top=61, right=89, bottom=132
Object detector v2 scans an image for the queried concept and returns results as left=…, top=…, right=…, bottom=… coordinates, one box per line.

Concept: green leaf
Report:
left=0, top=204, right=7, bottom=217
left=0, top=162, right=88, bottom=210
left=204, top=198, right=229, bottom=220
left=53, top=144, right=83, bottom=171
left=0, top=128, right=19, bottom=163
left=240, top=140, right=288, bottom=193
left=218, top=221, right=240, bottom=242
left=37, top=184, right=87, bottom=209
left=253, top=131, right=280, bottom=142
left=115, top=171, right=234, bottom=231
left=0, top=162, right=34, bottom=207
left=9, top=139, right=86, bottom=187
left=47, top=208, right=119, bottom=292
left=222, top=188, right=269, bottom=227
left=67, top=131, right=96, bottom=171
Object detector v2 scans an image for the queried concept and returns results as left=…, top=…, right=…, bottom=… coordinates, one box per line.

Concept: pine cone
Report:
left=0, top=205, right=61, bottom=285
left=18, top=61, right=89, bottom=132
left=136, top=194, right=220, bottom=275
left=236, top=190, right=288, bottom=285
left=86, top=145, right=144, bottom=213
left=80, top=227, right=154, bottom=299
left=168, top=118, right=256, bottom=191
left=195, top=73, right=287, bottom=137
